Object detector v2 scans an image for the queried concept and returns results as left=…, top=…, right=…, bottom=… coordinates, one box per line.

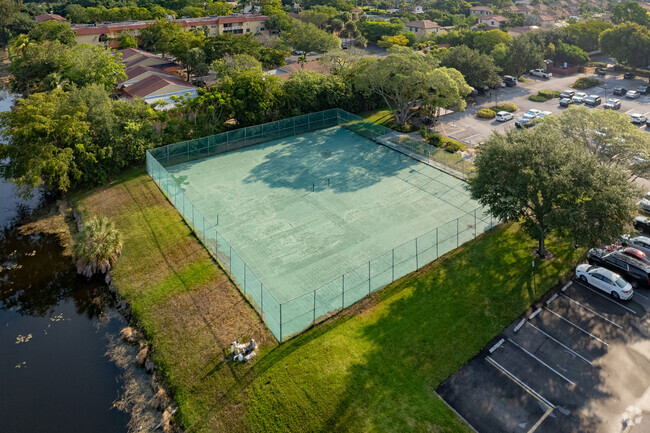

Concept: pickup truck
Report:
left=529, top=69, right=552, bottom=79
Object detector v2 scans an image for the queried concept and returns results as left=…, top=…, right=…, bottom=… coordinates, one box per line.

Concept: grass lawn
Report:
left=359, top=108, right=399, bottom=129
left=75, top=168, right=585, bottom=432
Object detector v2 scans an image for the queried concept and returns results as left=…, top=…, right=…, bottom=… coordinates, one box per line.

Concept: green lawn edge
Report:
left=73, top=168, right=585, bottom=432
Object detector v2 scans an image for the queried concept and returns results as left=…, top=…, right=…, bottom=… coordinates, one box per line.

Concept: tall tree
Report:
left=0, top=0, right=22, bottom=45
left=140, top=19, right=183, bottom=58
left=281, top=20, right=341, bottom=53
left=469, top=119, right=638, bottom=258
left=355, top=47, right=470, bottom=126
left=600, top=22, right=650, bottom=68
left=611, top=1, right=650, bottom=26
left=554, top=40, right=589, bottom=66
left=29, top=20, right=76, bottom=46
left=440, top=45, right=502, bottom=89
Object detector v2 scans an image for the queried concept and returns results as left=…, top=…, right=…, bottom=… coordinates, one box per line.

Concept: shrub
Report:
left=490, top=102, right=518, bottom=112
left=476, top=108, right=496, bottom=119
left=443, top=140, right=464, bottom=153
left=528, top=94, right=548, bottom=102
left=572, top=77, right=601, bottom=89
left=538, top=90, right=561, bottom=99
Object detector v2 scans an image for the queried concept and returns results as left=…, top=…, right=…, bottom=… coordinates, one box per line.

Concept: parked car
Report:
left=640, top=191, right=650, bottom=213
left=341, top=43, right=348, bottom=50
left=647, top=118, right=650, bottom=128
left=613, top=87, right=627, bottom=96
left=624, top=72, right=635, bottom=79
left=293, top=50, right=305, bottom=55
left=495, top=111, right=513, bottom=122
left=587, top=248, right=650, bottom=289
left=523, top=109, right=541, bottom=119
left=537, top=111, right=553, bottom=118
left=626, top=90, right=641, bottom=99
left=559, top=98, right=574, bottom=107
left=638, top=85, right=650, bottom=95
left=575, top=264, right=633, bottom=300
left=634, top=216, right=650, bottom=232
left=572, top=92, right=588, bottom=103
left=603, top=99, right=621, bottom=110
left=620, top=247, right=650, bottom=265
left=515, top=117, right=534, bottom=128
left=503, top=75, right=517, bottom=87
left=631, top=113, right=648, bottom=124
left=560, top=90, right=575, bottom=99
left=621, top=235, right=650, bottom=257
left=584, top=95, right=602, bottom=106
left=529, top=69, right=552, bottom=79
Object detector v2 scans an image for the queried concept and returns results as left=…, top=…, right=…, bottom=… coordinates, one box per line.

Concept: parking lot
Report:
left=436, top=72, right=650, bottom=147
left=437, top=276, right=650, bottom=433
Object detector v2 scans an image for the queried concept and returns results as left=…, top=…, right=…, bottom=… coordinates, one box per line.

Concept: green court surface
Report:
left=166, top=126, right=485, bottom=309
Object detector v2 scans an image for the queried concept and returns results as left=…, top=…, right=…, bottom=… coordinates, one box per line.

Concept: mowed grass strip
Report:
left=75, top=167, right=584, bottom=433
left=204, top=223, right=584, bottom=432
left=72, top=168, right=275, bottom=429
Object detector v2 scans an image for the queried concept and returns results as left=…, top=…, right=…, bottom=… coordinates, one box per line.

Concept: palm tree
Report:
left=74, top=217, right=123, bottom=278
left=298, top=54, right=307, bottom=69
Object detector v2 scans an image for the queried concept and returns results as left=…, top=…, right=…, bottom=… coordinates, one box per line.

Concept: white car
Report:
left=495, top=111, right=513, bottom=122
left=523, top=109, right=541, bottom=119
left=529, top=69, right=552, bottom=79
left=537, top=111, right=553, bottom=118
left=572, top=92, right=588, bottom=103
left=575, top=264, right=633, bottom=300
left=631, top=113, right=648, bottom=124
left=626, top=90, right=641, bottom=99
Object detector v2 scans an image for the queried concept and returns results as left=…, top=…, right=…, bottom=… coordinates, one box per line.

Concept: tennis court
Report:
left=147, top=110, right=493, bottom=341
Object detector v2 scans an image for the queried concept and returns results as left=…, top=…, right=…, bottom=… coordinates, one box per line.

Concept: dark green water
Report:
left=0, top=91, right=129, bottom=432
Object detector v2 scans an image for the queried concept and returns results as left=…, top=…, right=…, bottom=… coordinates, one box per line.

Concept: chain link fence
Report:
left=146, top=109, right=492, bottom=342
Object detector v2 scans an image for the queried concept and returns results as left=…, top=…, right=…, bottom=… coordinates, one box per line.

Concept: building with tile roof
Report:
left=404, top=20, right=442, bottom=37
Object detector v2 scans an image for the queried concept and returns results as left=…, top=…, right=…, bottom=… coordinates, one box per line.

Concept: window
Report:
left=211, top=24, right=216, bottom=28
left=260, top=27, right=265, bottom=30
left=246, top=28, right=250, bottom=32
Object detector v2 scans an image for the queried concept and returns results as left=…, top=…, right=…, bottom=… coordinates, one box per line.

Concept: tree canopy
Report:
left=355, top=47, right=470, bottom=126
left=440, top=45, right=502, bottom=90
left=611, top=1, right=650, bottom=26
left=600, top=22, right=650, bottom=68
left=469, top=110, right=638, bottom=258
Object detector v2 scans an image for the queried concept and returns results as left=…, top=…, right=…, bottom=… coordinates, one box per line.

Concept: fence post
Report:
left=279, top=304, right=283, bottom=343
left=491, top=215, right=493, bottom=228
left=261, top=283, right=264, bottom=318
left=415, top=238, right=419, bottom=269
left=244, top=263, right=247, bottom=294
left=368, top=261, right=371, bottom=294
left=392, top=249, right=395, bottom=282
left=313, top=290, right=316, bottom=324
left=202, top=218, right=205, bottom=243
left=342, top=275, right=345, bottom=309
left=192, top=204, right=195, bottom=228
left=229, top=246, right=232, bottom=275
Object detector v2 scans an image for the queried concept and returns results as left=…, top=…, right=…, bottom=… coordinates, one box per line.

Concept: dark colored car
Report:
left=559, top=98, right=574, bottom=107
left=638, top=85, right=650, bottom=95
left=503, top=75, right=517, bottom=87
left=560, top=90, right=575, bottom=99
left=584, top=95, right=601, bottom=106
left=613, top=87, right=627, bottom=96
left=620, top=247, right=650, bottom=265
left=624, top=72, right=635, bottom=79
left=634, top=216, right=650, bottom=233
left=604, top=99, right=621, bottom=110
left=587, top=248, right=650, bottom=288
left=515, top=117, right=534, bottom=128
left=647, top=118, right=650, bottom=128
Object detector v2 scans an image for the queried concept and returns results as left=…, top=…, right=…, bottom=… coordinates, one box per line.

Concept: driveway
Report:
left=435, top=72, right=650, bottom=147
left=437, top=276, right=650, bottom=433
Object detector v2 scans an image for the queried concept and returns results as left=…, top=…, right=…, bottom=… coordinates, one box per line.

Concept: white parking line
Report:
left=544, top=307, right=609, bottom=346
left=625, top=109, right=636, bottom=114
left=507, top=338, right=576, bottom=386
left=634, top=290, right=649, bottom=300
left=486, top=356, right=556, bottom=409
left=525, top=322, right=593, bottom=365
left=575, top=281, right=639, bottom=315
left=560, top=294, right=623, bottom=330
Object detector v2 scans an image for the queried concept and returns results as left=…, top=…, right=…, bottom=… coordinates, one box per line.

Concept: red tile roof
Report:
left=405, top=20, right=440, bottom=29
left=122, top=75, right=196, bottom=99
left=35, top=13, right=67, bottom=23
left=121, top=65, right=177, bottom=82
